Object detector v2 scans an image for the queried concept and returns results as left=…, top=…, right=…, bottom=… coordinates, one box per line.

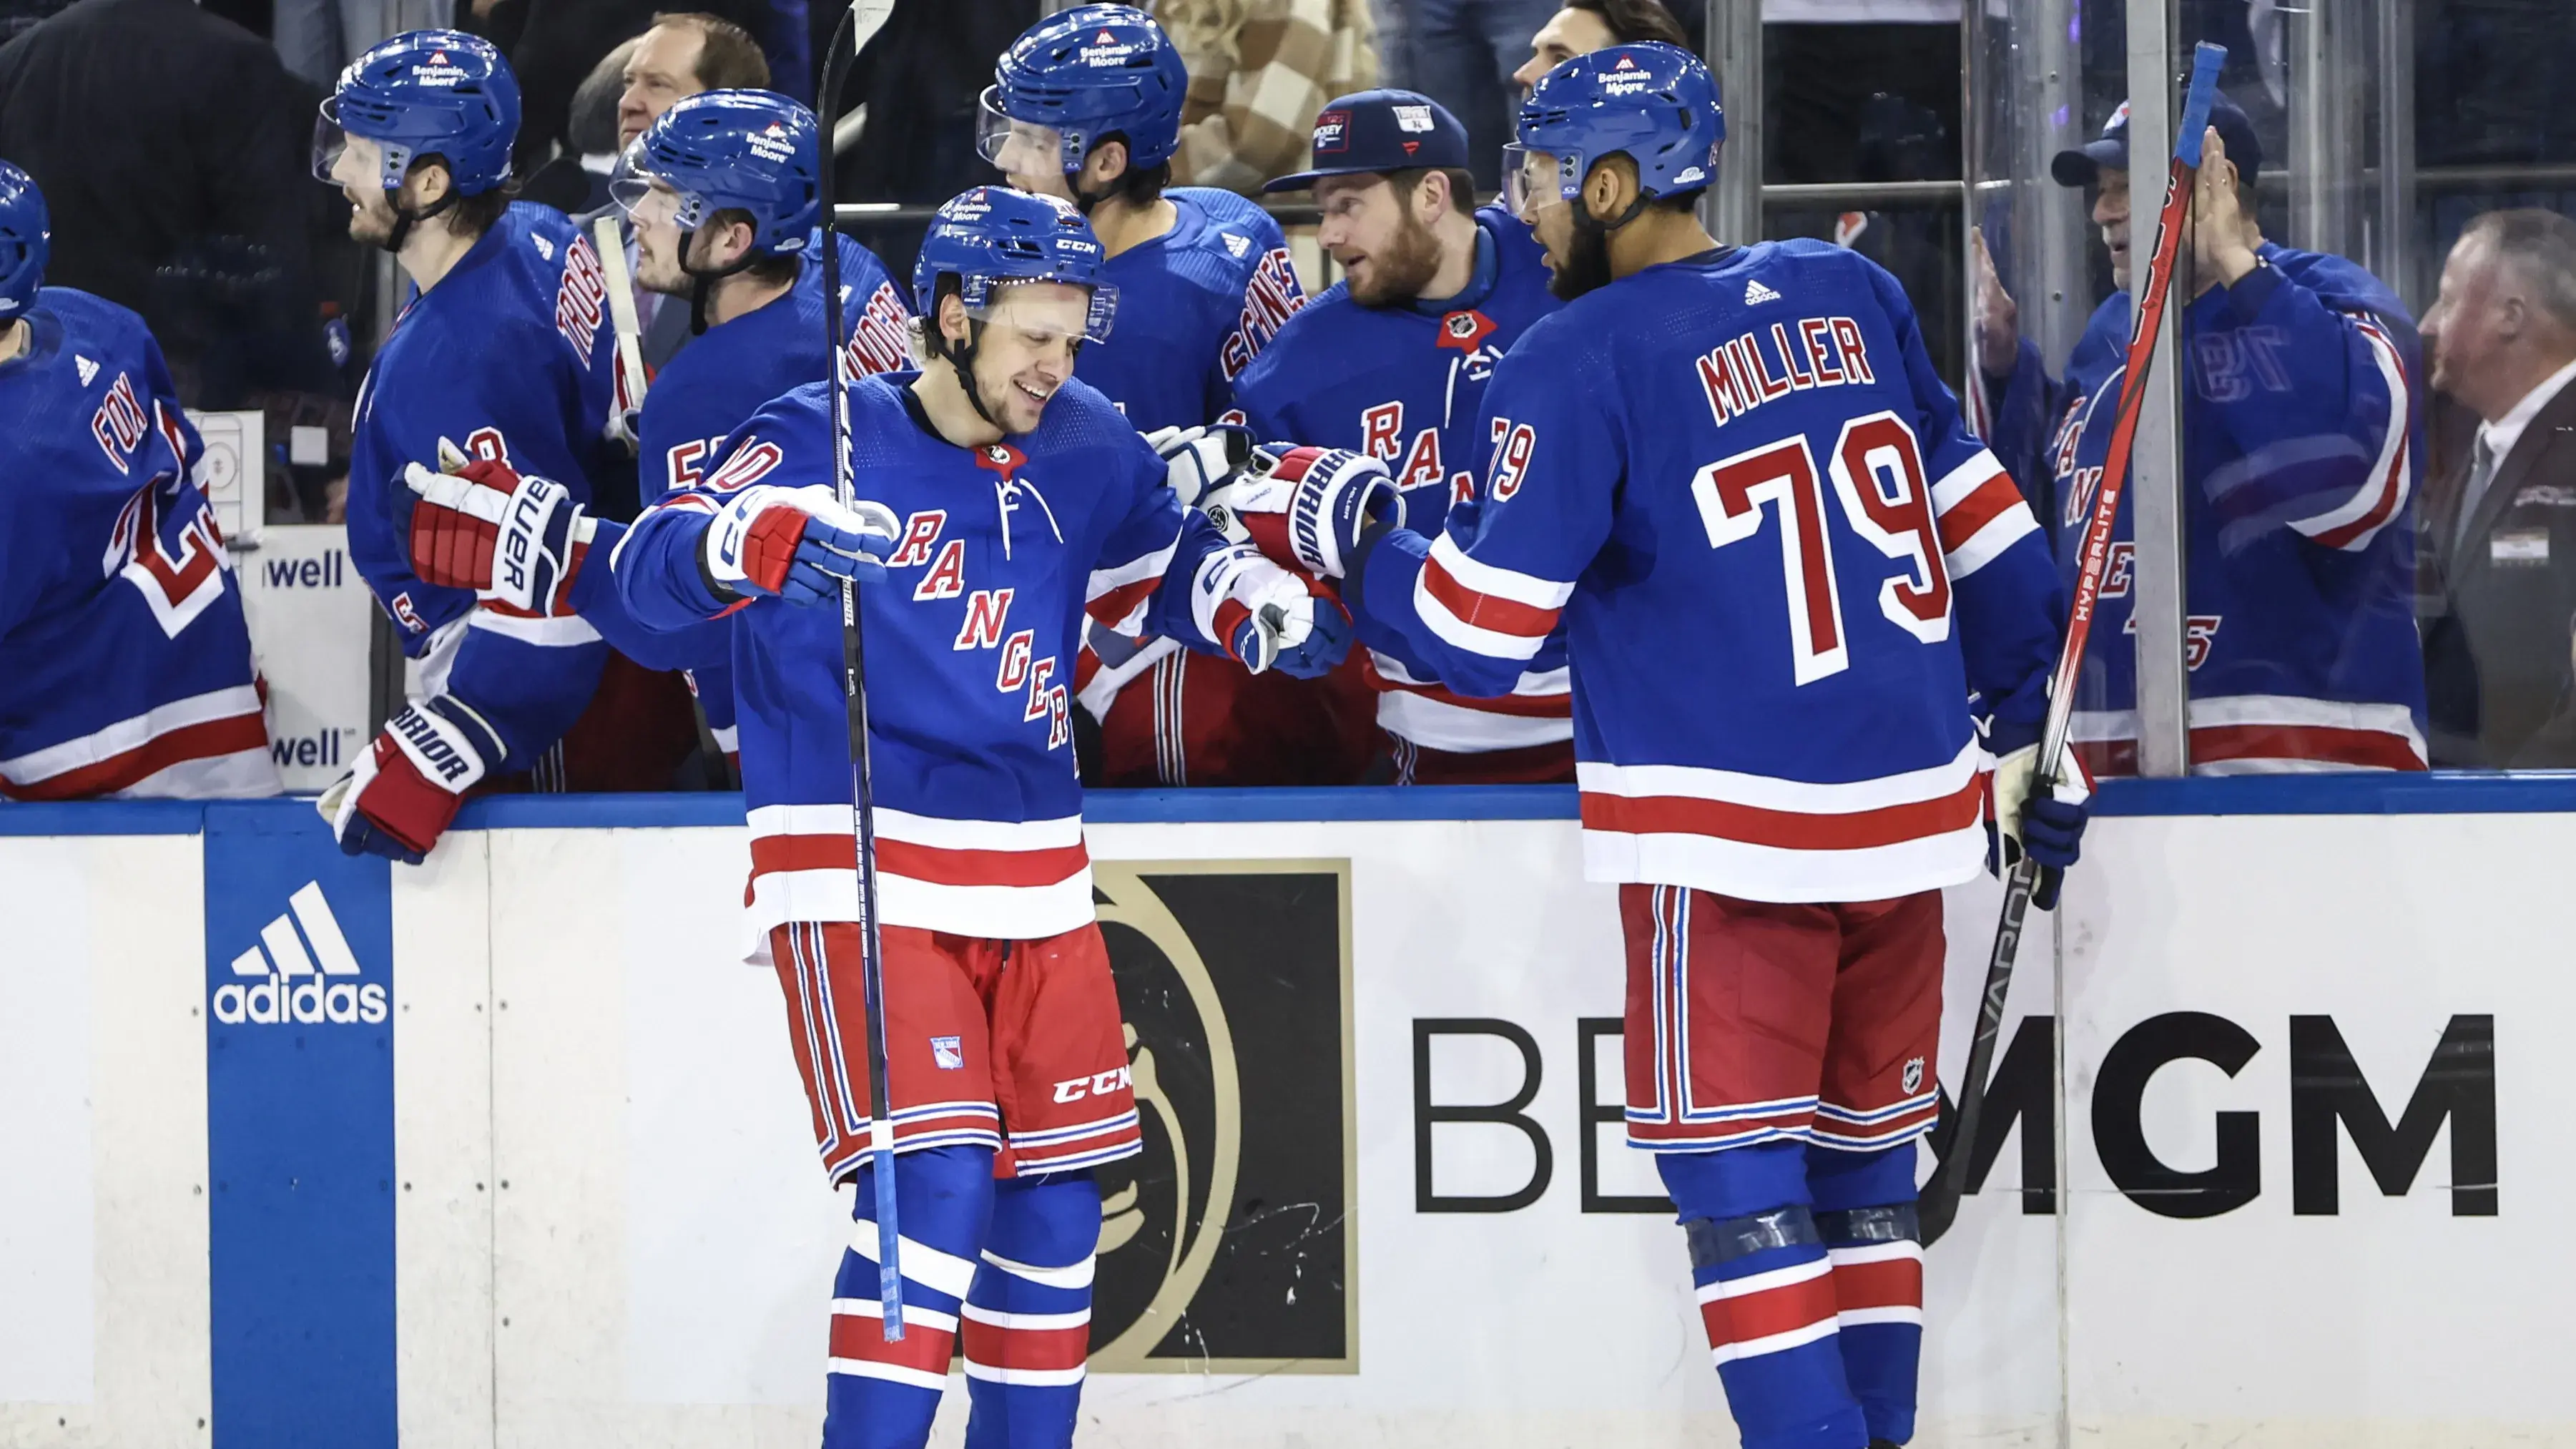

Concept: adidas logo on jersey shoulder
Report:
left=1744, top=279, right=1784, bottom=305
left=74, top=355, right=99, bottom=386
left=1222, top=232, right=1252, bottom=259
left=212, top=880, right=388, bottom=1025
left=533, top=232, right=556, bottom=262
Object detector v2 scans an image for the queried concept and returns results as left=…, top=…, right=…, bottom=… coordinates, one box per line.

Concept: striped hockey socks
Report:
left=1662, top=1144, right=1869, bottom=1449
left=1810, top=1143, right=1926, bottom=1445
left=962, top=1171, right=1101, bottom=1449
left=825, top=1145, right=995, bottom=1449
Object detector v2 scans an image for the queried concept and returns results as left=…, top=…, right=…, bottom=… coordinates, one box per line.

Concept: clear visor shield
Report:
left=962, top=277, right=1119, bottom=348
left=975, top=87, right=1073, bottom=176
left=609, top=140, right=702, bottom=232
left=1500, top=144, right=1575, bottom=222
left=313, top=101, right=401, bottom=190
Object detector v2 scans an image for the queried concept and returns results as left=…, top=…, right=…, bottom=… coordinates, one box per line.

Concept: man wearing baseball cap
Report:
left=1977, top=93, right=2432, bottom=778
left=1219, top=89, right=1578, bottom=784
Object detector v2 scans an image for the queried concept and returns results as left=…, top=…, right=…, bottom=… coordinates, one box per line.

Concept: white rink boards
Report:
left=0, top=781, right=2562, bottom=1448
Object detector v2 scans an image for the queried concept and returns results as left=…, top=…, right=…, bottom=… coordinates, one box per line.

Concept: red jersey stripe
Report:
left=1420, top=553, right=1562, bottom=640
left=1, top=710, right=269, bottom=802
left=1580, top=774, right=1983, bottom=851
left=1934, top=470, right=2022, bottom=555
left=750, top=832, right=1091, bottom=888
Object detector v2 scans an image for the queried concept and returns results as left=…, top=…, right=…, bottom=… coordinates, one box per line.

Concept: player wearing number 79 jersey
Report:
left=1330, top=45, right=2088, bottom=1449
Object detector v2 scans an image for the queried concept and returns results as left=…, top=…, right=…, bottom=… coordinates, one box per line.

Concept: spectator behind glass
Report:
left=508, top=0, right=774, bottom=174
left=521, top=36, right=636, bottom=215
left=1405, top=0, right=1562, bottom=190
left=592, top=13, right=768, bottom=373
left=1510, top=0, right=1686, bottom=92
left=1979, top=95, right=2430, bottom=777
left=1160, top=0, right=1377, bottom=195
left=2419, top=210, right=2576, bottom=767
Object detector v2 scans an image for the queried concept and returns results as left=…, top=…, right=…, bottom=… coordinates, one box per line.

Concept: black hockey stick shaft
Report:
left=817, top=0, right=905, bottom=1340
left=1918, top=42, right=2226, bottom=1247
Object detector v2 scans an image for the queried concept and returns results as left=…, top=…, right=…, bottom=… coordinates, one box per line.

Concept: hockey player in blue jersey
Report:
left=398, top=186, right=1347, bottom=1448
left=310, top=30, right=631, bottom=861
left=978, top=4, right=1305, bottom=433
left=1978, top=96, right=2428, bottom=775
left=983, top=4, right=1363, bottom=787
left=1274, top=46, right=2088, bottom=1449
left=0, top=160, right=277, bottom=800
left=615, top=87, right=913, bottom=761
left=1234, top=88, right=1575, bottom=784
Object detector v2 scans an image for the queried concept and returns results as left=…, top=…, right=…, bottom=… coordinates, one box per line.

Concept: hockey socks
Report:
left=1809, top=1143, right=1925, bottom=1447
left=1661, top=1144, right=1868, bottom=1449
left=825, top=1145, right=996, bottom=1449
left=963, top=1171, right=1101, bottom=1449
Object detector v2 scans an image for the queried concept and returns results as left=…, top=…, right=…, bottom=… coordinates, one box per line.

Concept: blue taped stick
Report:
left=2173, top=41, right=2228, bottom=163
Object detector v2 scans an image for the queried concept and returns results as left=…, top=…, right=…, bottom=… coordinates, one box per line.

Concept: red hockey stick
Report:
left=1918, top=41, right=2228, bottom=1247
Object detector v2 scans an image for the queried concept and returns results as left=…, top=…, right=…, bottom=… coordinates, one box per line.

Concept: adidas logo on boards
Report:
left=212, top=881, right=388, bottom=1026
left=1744, top=279, right=1782, bottom=305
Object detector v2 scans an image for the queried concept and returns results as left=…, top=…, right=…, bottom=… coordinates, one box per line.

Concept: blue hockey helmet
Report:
left=979, top=5, right=1189, bottom=179
left=0, top=159, right=46, bottom=320
left=1505, top=43, right=1723, bottom=222
left=613, top=89, right=821, bottom=257
left=911, top=187, right=1117, bottom=343
left=315, top=29, right=521, bottom=196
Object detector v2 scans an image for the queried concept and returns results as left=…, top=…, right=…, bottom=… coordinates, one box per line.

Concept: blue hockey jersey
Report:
left=1073, top=187, right=1305, bottom=431
left=633, top=233, right=913, bottom=751
left=347, top=203, right=617, bottom=775
left=1233, top=205, right=1569, bottom=752
left=0, top=288, right=275, bottom=800
left=1350, top=240, right=2066, bottom=904
left=612, top=372, right=1252, bottom=951
left=1985, top=243, right=2427, bottom=775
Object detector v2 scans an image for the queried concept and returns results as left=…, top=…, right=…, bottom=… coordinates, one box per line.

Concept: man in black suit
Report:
left=2419, top=208, right=2576, bottom=767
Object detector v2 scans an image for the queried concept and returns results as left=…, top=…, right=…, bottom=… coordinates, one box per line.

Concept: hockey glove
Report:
left=1988, top=744, right=2093, bottom=910
left=403, top=442, right=594, bottom=615
left=1204, top=445, right=1404, bottom=581
left=1194, top=542, right=1352, bottom=678
left=701, top=484, right=900, bottom=607
left=315, top=696, right=503, bottom=865
left=1144, top=422, right=1256, bottom=506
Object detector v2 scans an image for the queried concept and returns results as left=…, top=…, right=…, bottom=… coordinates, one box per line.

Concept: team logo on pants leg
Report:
left=1086, top=860, right=1357, bottom=1374
left=931, top=1034, right=964, bottom=1070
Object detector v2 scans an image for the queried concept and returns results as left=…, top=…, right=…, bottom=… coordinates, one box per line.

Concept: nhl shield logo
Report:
left=1902, top=1056, right=1926, bottom=1094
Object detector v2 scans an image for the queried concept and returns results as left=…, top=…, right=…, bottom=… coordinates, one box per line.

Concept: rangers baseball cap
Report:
left=1262, top=89, right=1471, bottom=192
left=2052, top=91, right=2261, bottom=186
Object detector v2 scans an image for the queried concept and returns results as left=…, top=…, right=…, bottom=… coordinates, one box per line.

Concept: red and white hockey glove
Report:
left=1191, top=543, right=1352, bottom=679
left=700, top=484, right=900, bottom=607
left=403, top=441, right=594, bottom=616
left=1204, top=445, right=1404, bottom=581
left=315, top=696, right=503, bottom=865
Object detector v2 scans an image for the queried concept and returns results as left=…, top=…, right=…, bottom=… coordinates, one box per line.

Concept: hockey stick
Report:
left=1917, top=41, right=2226, bottom=1248
left=592, top=215, right=650, bottom=437
left=818, top=0, right=905, bottom=1342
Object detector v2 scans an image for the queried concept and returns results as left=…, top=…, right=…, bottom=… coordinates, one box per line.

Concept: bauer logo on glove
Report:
left=1203, top=444, right=1403, bottom=581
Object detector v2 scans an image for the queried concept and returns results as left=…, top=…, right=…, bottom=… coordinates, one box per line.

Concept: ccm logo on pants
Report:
left=1054, top=1066, right=1134, bottom=1104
